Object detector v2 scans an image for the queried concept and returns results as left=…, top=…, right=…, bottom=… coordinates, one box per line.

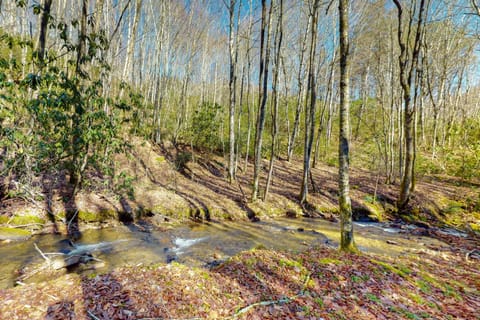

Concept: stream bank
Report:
left=1, top=236, right=478, bottom=320
left=0, top=216, right=464, bottom=290
left=2, top=140, right=479, bottom=244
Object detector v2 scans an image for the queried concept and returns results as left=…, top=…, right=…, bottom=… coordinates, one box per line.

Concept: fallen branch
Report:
left=87, top=310, right=101, bottom=320
left=45, top=293, right=59, bottom=301
left=466, top=249, right=480, bottom=262
left=67, top=209, right=79, bottom=231
left=16, top=263, right=49, bottom=282
left=231, top=296, right=295, bottom=318
left=229, top=273, right=312, bottom=318
left=34, top=243, right=50, bottom=262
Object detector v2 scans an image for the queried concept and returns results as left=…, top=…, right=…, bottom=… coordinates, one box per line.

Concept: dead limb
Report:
left=229, top=273, right=311, bottom=318
left=87, top=310, right=101, bottom=320
left=231, top=296, right=296, bottom=318
left=466, top=249, right=480, bottom=262
left=34, top=243, right=50, bottom=262
left=67, top=209, right=79, bottom=230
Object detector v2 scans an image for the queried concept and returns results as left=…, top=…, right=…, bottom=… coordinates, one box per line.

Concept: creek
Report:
left=0, top=217, right=449, bottom=289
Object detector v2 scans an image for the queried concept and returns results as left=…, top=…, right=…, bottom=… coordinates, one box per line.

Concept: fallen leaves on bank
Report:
left=0, top=246, right=479, bottom=320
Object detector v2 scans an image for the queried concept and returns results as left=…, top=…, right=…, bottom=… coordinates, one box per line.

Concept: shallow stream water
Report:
left=0, top=217, right=449, bottom=289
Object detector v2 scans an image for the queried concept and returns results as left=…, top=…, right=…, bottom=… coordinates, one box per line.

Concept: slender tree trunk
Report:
left=123, top=0, right=142, bottom=82
left=36, top=0, right=53, bottom=65
left=252, top=0, right=273, bottom=201
left=338, top=0, right=356, bottom=252
left=287, top=11, right=310, bottom=161
left=264, top=0, right=283, bottom=201
left=299, top=0, right=319, bottom=205
left=354, top=66, right=369, bottom=140
left=393, top=0, right=427, bottom=211
left=235, top=62, right=245, bottom=173
left=227, top=0, right=237, bottom=183
left=243, top=0, right=254, bottom=172
left=70, top=0, right=88, bottom=192
left=95, top=0, right=105, bottom=33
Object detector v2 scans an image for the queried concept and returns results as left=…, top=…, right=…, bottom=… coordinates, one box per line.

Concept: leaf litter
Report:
left=0, top=245, right=479, bottom=319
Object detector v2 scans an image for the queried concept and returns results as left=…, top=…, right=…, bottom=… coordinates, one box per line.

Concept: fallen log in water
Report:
left=15, top=241, right=106, bottom=284
left=34, top=242, right=98, bottom=269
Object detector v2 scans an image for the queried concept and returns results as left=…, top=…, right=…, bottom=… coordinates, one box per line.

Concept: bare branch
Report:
left=471, top=0, right=480, bottom=16
left=109, top=0, right=133, bottom=43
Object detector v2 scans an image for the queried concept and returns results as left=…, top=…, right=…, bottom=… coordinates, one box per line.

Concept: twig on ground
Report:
left=34, top=243, right=50, bottom=262
left=229, top=272, right=312, bottom=318
left=87, top=310, right=101, bottom=320
left=231, top=296, right=296, bottom=318
left=45, top=293, right=59, bottom=301
left=466, top=249, right=480, bottom=262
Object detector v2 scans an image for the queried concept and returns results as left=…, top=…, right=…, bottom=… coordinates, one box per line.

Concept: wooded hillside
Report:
left=0, top=0, right=479, bottom=233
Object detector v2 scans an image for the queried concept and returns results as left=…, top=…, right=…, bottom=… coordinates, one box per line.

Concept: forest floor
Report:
left=0, top=244, right=479, bottom=319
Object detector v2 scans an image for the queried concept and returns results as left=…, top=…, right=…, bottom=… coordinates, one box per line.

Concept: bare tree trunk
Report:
left=70, top=0, right=88, bottom=192
left=36, top=0, right=53, bottom=65
left=299, top=0, right=319, bottom=205
left=95, top=0, right=105, bottom=33
left=243, top=0, right=254, bottom=172
left=338, top=0, right=356, bottom=252
left=227, top=0, right=237, bottom=183
left=392, top=0, right=427, bottom=211
left=354, top=66, right=369, bottom=140
left=287, top=9, right=310, bottom=161
left=123, top=0, right=142, bottom=83
left=252, top=0, right=273, bottom=201
left=264, top=0, right=283, bottom=201
left=313, top=55, right=335, bottom=168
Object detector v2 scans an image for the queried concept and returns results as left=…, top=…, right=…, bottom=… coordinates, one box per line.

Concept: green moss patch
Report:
left=370, top=259, right=411, bottom=278
left=0, top=227, right=32, bottom=240
left=0, top=215, right=10, bottom=224
left=318, top=257, right=342, bottom=265
left=77, top=210, right=117, bottom=223
left=9, top=215, right=45, bottom=226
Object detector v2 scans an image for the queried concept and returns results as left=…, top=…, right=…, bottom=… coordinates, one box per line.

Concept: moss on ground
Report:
left=362, top=200, right=385, bottom=222
left=0, top=227, right=32, bottom=239
left=10, top=215, right=45, bottom=226
left=0, top=215, right=46, bottom=227
left=77, top=210, right=117, bottom=223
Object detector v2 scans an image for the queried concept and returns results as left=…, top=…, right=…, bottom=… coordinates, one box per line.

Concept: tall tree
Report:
left=287, top=3, right=310, bottom=162
left=392, top=0, right=427, bottom=211
left=36, top=0, right=53, bottom=65
left=338, top=0, right=356, bottom=252
left=299, top=0, right=320, bottom=205
left=123, top=0, right=142, bottom=83
left=252, top=0, right=273, bottom=201
left=227, top=0, right=237, bottom=183
left=264, top=0, right=283, bottom=201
